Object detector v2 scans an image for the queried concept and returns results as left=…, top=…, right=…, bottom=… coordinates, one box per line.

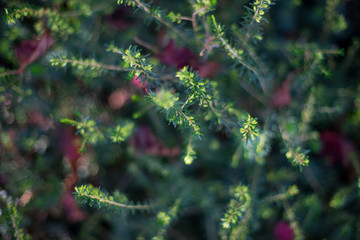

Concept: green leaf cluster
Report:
left=221, top=185, right=251, bottom=229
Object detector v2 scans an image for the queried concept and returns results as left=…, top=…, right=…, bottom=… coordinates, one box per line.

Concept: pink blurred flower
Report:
left=157, top=38, right=221, bottom=79
left=158, top=39, right=198, bottom=69
left=108, top=88, right=132, bottom=109
left=132, top=76, right=148, bottom=93
left=61, top=190, right=88, bottom=222
left=27, top=111, right=54, bottom=131
left=130, top=126, right=181, bottom=157
left=59, top=127, right=81, bottom=169
left=274, top=221, right=294, bottom=240
left=14, top=31, right=55, bottom=74
left=198, top=61, right=221, bottom=79
left=320, top=131, right=355, bottom=167
left=270, top=77, right=291, bottom=108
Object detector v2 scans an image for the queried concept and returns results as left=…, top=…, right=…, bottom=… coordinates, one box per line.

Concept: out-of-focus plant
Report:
left=1, top=0, right=360, bottom=239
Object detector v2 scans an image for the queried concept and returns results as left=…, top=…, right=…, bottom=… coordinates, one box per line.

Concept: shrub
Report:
left=1, top=0, right=360, bottom=239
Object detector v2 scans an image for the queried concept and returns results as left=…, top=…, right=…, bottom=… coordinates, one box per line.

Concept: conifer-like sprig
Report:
left=60, top=118, right=104, bottom=153
left=107, top=44, right=156, bottom=81
left=183, top=135, right=196, bottom=165
left=74, top=185, right=152, bottom=213
left=322, top=0, right=347, bottom=39
left=279, top=122, right=310, bottom=169
left=4, top=4, right=90, bottom=36
left=50, top=55, right=129, bottom=78
left=192, top=0, right=217, bottom=16
left=211, top=15, right=268, bottom=94
left=0, top=190, right=31, bottom=240
left=110, top=122, right=135, bottom=143
left=60, top=118, right=134, bottom=152
left=249, top=0, right=273, bottom=24
left=146, top=89, right=202, bottom=137
left=240, top=114, right=259, bottom=141
left=175, top=66, right=237, bottom=131
left=241, top=0, right=274, bottom=43
left=117, top=0, right=190, bottom=43
left=221, top=185, right=251, bottom=229
left=176, top=66, right=213, bottom=108
left=153, top=198, right=181, bottom=240
left=286, top=147, right=310, bottom=169
left=264, top=185, right=299, bottom=203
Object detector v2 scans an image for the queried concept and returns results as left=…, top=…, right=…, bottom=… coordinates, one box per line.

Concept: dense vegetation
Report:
left=1, top=0, right=360, bottom=239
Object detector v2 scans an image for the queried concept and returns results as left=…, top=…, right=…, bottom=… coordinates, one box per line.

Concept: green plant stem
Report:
left=214, top=30, right=268, bottom=95
left=282, top=198, right=304, bottom=240
left=56, top=58, right=129, bottom=72
left=76, top=192, right=150, bottom=210
left=10, top=212, right=20, bottom=240
left=178, top=109, right=199, bottom=133
left=133, top=0, right=191, bottom=45
left=133, top=37, right=159, bottom=54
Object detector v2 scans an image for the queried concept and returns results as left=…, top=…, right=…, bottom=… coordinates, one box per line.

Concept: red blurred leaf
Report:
left=14, top=31, right=55, bottom=74
left=108, top=88, right=132, bottom=109
left=198, top=61, right=221, bottom=78
left=27, top=110, right=54, bottom=131
left=61, top=190, right=88, bottom=222
left=274, top=221, right=294, bottom=240
left=59, top=127, right=81, bottom=171
left=158, top=39, right=197, bottom=69
left=130, top=125, right=181, bottom=157
left=320, top=131, right=356, bottom=167
left=132, top=76, right=149, bottom=93
left=270, top=75, right=292, bottom=108
left=105, top=7, right=134, bottom=31
left=320, top=130, right=358, bottom=182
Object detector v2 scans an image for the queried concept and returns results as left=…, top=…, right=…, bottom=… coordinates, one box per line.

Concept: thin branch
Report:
left=134, top=37, right=159, bottom=54
left=180, top=16, right=192, bottom=21
left=57, top=58, right=129, bottom=72
left=133, top=0, right=191, bottom=45
left=178, top=109, right=199, bottom=134
left=77, top=192, right=150, bottom=210
left=214, top=31, right=268, bottom=95
left=0, top=69, right=21, bottom=78
left=238, top=80, right=266, bottom=104
left=191, top=8, right=206, bottom=46
left=10, top=213, right=20, bottom=240
left=181, top=93, right=195, bottom=110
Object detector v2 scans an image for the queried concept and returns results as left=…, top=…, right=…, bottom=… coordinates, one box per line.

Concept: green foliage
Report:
left=50, top=55, right=125, bottom=78
left=74, top=185, right=152, bottom=213
left=147, top=90, right=202, bottom=136
left=0, top=190, right=31, bottom=240
left=149, top=88, right=179, bottom=110
left=221, top=185, right=251, bottom=229
left=107, top=44, right=156, bottom=80
left=211, top=15, right=245, bottom=60
left=176, top=66, right=213, bottom=108
left=184, top=135, right=196, bottom=165
left=110, top=122, right=135, bottom=143
left=251, top=0, right=273, bottom=23
left=4, top=3, right=92, bottom=37
left=192, top=0, right=217, bottom=16
left=60, top=118, right=134, bottom=153
left=286, top=147, right=310, bottom=168
left=166, top=11, right=183, bottom=24
left=153, top=199, right=181, bottom=240
left=61, top=118, right=104, bottom=153
left=324, top=0, right=347, bottom=34
left=240, top=114, right=259, bottom=141
left=1, top=0, right=359, bottom=239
